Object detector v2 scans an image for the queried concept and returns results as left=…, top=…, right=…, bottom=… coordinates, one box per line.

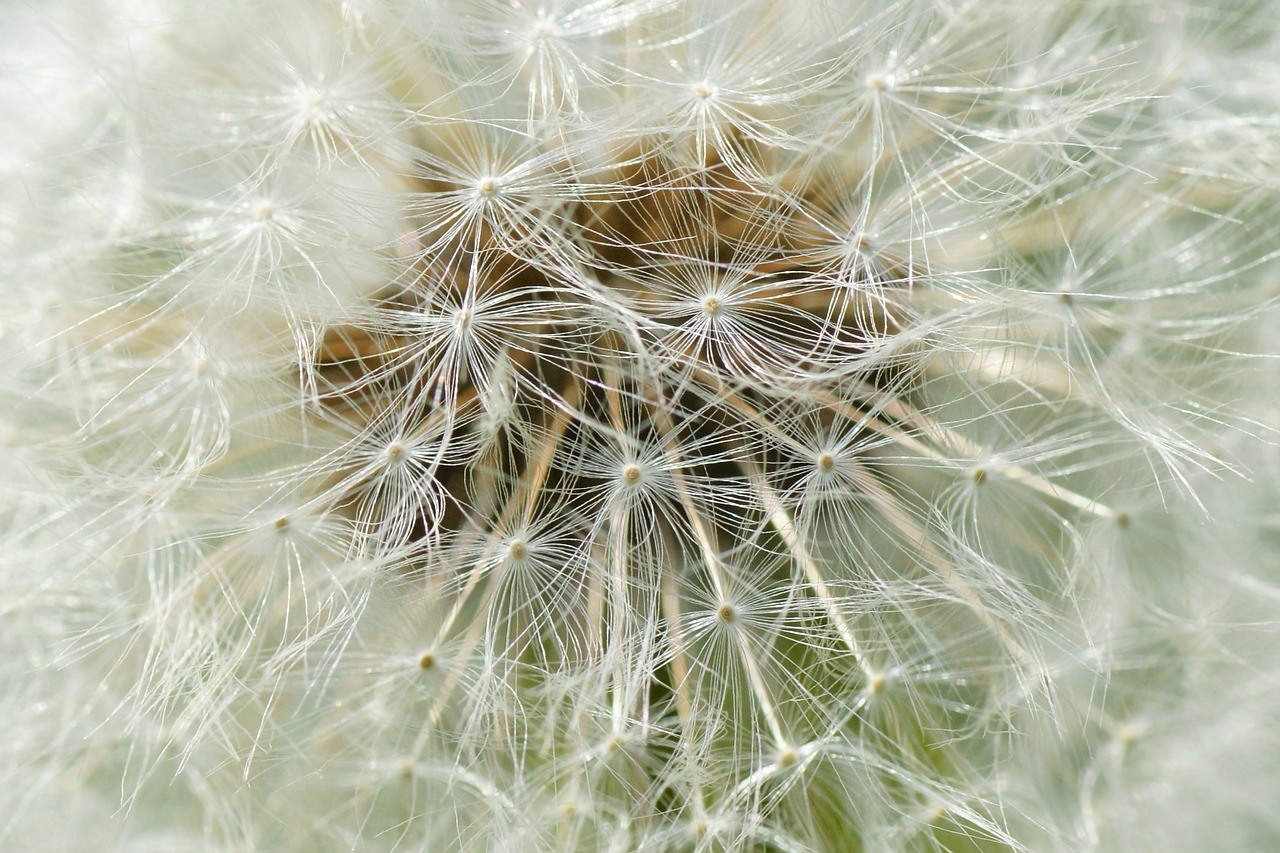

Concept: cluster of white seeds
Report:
left=2, top=1, right=1280, bottom=851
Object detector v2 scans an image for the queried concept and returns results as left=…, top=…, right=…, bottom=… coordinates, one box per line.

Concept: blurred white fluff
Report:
left=2, top=1, right=1279, bottom=851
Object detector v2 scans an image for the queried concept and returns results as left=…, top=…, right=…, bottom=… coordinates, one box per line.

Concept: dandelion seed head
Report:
left=8, top=1, right=1280, bottom=850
